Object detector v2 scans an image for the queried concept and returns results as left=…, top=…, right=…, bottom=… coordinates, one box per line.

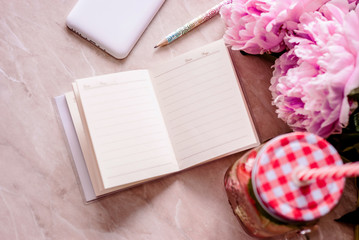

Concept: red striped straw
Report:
left=296, top=162, right=359, bottom=182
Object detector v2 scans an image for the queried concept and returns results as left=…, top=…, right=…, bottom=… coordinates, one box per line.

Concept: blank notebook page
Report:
left=75, top=70, right=178, bottom=189
left=150, top=40, right=259, bottom=169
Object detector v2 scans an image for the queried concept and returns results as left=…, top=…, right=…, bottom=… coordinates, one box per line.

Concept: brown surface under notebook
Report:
left=229, top=49, right=291, bottom=143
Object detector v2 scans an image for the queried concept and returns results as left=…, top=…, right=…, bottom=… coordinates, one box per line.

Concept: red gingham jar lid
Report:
left=251, top=132, right=345, bottom=222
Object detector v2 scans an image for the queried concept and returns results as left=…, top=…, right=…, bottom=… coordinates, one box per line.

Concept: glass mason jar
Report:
left=224, top=132, right=345, bottom=239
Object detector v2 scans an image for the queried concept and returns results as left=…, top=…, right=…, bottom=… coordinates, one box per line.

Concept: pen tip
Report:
left=154, top=45, right=158, bottom=49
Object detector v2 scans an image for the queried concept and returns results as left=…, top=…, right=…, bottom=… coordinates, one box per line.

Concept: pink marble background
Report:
left=0, top=0, right=356, bottom=239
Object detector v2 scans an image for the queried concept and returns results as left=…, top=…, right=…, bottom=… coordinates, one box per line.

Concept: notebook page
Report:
left=66, top=91, right=148, bottom=196
left=149, top=40, right=259, bottom=169
left=64, top=92, right=105, bottom=196
left=75, top=70, right=178, bottom=189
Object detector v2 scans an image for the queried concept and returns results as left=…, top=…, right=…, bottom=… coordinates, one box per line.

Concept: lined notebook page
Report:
left=150, top=40, right=259, bottom=169
left=75, top=70, right=178, bottom=189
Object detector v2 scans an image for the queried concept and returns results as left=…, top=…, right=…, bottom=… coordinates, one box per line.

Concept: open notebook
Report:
left=56, top=39, right=263, bottom=201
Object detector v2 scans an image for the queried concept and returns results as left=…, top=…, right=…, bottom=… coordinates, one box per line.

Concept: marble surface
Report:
left=0, top=0, right=357, bottom=239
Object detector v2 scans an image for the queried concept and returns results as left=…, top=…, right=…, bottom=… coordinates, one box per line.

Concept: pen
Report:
left=154, top=0, right=232, bottom=48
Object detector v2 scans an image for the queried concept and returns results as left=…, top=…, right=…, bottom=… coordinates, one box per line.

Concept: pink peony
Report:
left=220, top=0, right=330, bottom=54
left=270, top=3, right=359, bottom=138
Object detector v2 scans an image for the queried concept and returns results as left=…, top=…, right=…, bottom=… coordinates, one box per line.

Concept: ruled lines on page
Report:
left=150, top=40, right=259, bottom=169
left=75, top=71, right=178, bottom=188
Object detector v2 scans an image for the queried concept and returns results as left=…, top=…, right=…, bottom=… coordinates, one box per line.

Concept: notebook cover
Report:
left=55, top=95, right=97, bottom=202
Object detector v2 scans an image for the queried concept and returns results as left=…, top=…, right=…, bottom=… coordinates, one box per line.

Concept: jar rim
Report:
left=251, top=132, right=345, bottom=222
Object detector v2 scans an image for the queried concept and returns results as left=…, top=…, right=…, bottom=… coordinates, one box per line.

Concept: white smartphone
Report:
left=66, top=0, right=165, bottom=59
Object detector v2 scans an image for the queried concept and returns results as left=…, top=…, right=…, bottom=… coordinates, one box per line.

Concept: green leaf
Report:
left=342, top=142, right=359, bottom=153
left=327, top=132, right=359, bottom=163
left=349, top=87, right=359, bottom=99
left=354, top=112, right=359, bottom=132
